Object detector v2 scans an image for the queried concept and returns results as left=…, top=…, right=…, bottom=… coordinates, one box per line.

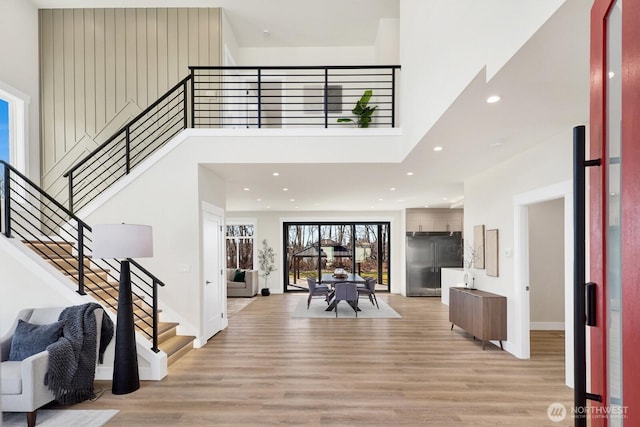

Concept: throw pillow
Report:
left=9, top=319, right=64, bottom=361
left=233, top=269, right=246, bottom=282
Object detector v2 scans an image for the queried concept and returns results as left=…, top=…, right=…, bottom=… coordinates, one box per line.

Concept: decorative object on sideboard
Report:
left=92, top=223, right=153, bottom=395
left=462, top=244, right=481, bottom=289
left=258, top=239, right=276, bottom=296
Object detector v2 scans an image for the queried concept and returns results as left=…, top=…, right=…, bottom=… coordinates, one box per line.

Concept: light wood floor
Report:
left=73, top=294, right=573, bottom=426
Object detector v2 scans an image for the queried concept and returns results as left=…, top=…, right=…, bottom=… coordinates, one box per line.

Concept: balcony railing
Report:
left=190, top=65, right=400, bottom=129
left=63, top=65, right=400, bottom=213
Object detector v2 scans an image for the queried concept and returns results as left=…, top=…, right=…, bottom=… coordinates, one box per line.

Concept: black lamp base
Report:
left=112, top=260, right=140, bottom=395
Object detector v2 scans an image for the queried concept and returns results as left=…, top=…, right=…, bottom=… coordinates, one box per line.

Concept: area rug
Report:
left=292, top=296, right=401, bottom=319
left=2, top=409, right=119, bottom=427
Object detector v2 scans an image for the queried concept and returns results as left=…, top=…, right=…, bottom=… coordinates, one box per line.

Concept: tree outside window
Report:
left=226, top=224, right=255, bottom=269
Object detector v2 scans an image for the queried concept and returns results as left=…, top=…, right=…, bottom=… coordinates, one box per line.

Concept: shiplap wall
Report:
left=38, top=8, right=221, bottom=200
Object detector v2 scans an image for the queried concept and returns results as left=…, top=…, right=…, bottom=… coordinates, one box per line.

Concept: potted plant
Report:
left=258, top=239, right=277, bottom=296
left=337, top=89, right=378, bottom=128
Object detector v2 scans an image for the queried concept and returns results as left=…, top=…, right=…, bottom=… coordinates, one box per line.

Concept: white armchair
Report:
left=0, top=307, right=104, bottom=427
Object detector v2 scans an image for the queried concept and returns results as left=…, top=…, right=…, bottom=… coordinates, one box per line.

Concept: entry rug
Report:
left=2, top=409, right=118, bottom=427
left=292, top=296, right=401, bottom=318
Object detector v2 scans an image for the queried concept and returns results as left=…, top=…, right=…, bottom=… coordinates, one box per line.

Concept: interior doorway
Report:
left=514, top=180, right=573, bottom=387
left=528, top=198, right=565, bottom=332
left=201, top=205, right=226, bottom=345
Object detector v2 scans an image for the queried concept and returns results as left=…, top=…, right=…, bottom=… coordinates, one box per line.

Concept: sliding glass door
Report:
left=284, top=222, right=390, bottom=292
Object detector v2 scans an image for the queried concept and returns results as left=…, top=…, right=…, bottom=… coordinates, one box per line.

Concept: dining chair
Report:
left=357, top=277, right=379, bottom=309
left=334, top=282, right=358, bottom=317
left=307, top=278, right=330, bottom=309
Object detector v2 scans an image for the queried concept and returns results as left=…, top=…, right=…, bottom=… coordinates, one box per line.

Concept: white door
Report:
left=202, top=210, right=223, bottom=341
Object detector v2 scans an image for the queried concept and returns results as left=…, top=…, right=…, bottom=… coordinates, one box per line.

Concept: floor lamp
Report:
left=92, top=223, right=153, bottom=395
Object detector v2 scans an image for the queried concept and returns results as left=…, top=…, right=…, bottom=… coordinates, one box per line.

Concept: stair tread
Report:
left=160, top=335, right=195, bottom=356
left=23, top=239, right=193, bottom=367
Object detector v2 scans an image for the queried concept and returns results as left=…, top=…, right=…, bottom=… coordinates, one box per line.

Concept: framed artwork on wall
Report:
left=473, top=225, right=485, bottom=269
left=486, top=229, right=499, bottom=277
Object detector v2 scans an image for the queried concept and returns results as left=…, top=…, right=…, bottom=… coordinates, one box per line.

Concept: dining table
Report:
left=321, top=273, right=365, bottom=311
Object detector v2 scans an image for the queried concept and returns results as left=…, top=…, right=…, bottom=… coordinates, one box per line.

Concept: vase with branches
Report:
left=462, top=244, right=480, bottom=289
left=258, top=239, right=277, bottom=296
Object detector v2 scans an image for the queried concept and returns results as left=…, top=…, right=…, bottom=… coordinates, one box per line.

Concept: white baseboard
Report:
left=530, top=322, right=565, bottom=331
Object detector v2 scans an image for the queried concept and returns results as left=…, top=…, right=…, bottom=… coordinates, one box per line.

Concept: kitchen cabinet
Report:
left=406, top=209, right=463, bottom=232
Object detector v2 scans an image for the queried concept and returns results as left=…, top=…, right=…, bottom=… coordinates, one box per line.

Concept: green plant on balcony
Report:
left=337, top=89, right=377, bottom=128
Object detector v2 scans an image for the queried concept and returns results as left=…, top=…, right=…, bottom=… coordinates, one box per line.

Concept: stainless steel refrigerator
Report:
left=406, top=231, right=463, bottom=296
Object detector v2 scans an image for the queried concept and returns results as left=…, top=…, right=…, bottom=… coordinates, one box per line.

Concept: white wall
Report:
left=399, top=0, right=564, bottom=154
left=375, top=18, right=399, bottom=65
left=0, top=0, right=40, bottom=179
left=227, top=209, right=404, bottom=294
left=0, top=239, right=86, bottom=337
left=238, top=46, right=375, bottom=67
left=84, top=138, right=227, bottom=344
left=221, top=9, right=240, bottom=66
left=464, top=128, right=573, bottom=359
left=529, top=198, right=565, bottom=328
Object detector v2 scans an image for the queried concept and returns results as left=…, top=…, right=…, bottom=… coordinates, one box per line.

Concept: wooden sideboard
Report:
left=449, top=287, right=506, bottom=350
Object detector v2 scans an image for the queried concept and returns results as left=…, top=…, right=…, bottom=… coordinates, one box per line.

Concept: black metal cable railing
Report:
left=1, top=160, right=164, bottom=352
left=64, top=76, right=191, bottom=213
left=190, top=65, right=400, bottom=129
left=62, top=65, right=400, bottom=213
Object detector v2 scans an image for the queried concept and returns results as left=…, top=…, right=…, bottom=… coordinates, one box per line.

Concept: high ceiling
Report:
left=31, top=0, right=590, bottom=212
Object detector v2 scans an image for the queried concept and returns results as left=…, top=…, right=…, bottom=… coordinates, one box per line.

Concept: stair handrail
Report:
left=62, top=64, right=401, bottom=213
left=63, top=75, right=192, bottom=213
left=1, top=160, right=165, bottom=352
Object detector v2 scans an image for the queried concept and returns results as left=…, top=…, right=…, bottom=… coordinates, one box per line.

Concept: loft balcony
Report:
left=63, top=65, right=401, bottom=212
left=189, top=65, right=401, bottom=129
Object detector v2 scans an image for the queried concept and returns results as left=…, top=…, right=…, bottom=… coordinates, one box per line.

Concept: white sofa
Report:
left=226, top=269, right=259, bottom=297
left=0, top=307, right=104, bottom=427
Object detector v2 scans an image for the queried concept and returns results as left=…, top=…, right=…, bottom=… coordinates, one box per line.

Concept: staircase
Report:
left=24, top=240, right=195, bottom=366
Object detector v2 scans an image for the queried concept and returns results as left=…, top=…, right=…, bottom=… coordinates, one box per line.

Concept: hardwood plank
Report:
left=70, top=294, right=572, bottom=426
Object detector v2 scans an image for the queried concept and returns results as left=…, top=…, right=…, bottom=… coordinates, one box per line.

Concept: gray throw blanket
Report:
left=44, top=303, right=114, bottom=405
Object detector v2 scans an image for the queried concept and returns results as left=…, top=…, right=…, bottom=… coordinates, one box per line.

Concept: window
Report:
left=0, top=82, right=29, bottom=175
left=284, top=221, right=390, bottom=292
left=226, top=224, right=255, bottom=269
left=0, top=99, right=8, bottom=164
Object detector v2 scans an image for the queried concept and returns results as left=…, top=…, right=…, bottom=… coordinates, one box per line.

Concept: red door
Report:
left=590, top=0, right=640, bottom=425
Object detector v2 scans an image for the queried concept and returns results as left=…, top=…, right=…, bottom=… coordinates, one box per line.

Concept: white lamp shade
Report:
left=92, top=224, right=153, bottom=259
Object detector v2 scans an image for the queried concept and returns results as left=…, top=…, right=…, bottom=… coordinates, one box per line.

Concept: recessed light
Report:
left=283, top=188, right=288, bottom=191
left=378, top=198, right=384, bottom=201
left=256, top=198, right=262, bottom=202
left=390, top=187, right=396, bottom=191
left=272, top=172, right=280, bottom=176
left=289, top=198, right=295, bottom=202
left=266, top=206, right=271, bottom=209
left=486, top=95, right=501, bottom=104
left=433, top=146, right=443, bottom=152
left=406, top=172, right=414, bottom=176
left=424, top=205, right=430, bottom=208
left=243, top=187, right=250, bottom=191
left=442, top=197, right=448, bottom=201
